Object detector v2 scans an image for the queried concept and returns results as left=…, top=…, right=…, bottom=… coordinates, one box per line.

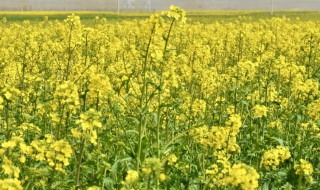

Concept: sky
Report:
left=1, top=0, right=320, bottom=11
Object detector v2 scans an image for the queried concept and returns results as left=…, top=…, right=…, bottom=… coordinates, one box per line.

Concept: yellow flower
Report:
left=19, top=155, right=26, bottom=163
left=0, top=178, right=23, bottom=190
left=0, top=96, right=3, bottom=110
left=159, top=173, right=167, bottom=181
left=125, top=170, right=139, bottom=185
left=222, top=163, right=260, bottom=190
left=253, top=105, right=268, bottom=118
left=168, top=154, right=178, bottom=166
left=4, top=91, right=12, bottom=100
left=261, top=146, right=291, bottom=170
left=225, top=114, right=242, bottom=129
left=142, top=167, right=152, bottom=175
left=191, top=99, right=206, bottom=117
left=2, top=141, right=16, bottom=149
left=71, top=128, right=82, bottom=138
left=55, top=163, right=63, bottom=172
left=87, top=186, right=101, bottom=190
left=90, top=130, right=98, bottom=145
left=20, top=143, right=33, bottom=155
left=2, top=164, right=13, bottom=176
left=162, top=5, right=186, bottom=22
left=307, top=99, right=320, bottom=121
left=142, top=158, right=163, bottom=176
left=294, top=159, right=313, bottom=175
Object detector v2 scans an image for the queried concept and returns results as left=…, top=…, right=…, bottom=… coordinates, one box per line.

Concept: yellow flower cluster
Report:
left=162, top=5, right=187, bottom=22
left=52, top=81, right=80, bottom=113
left=253, top=105, right=268, bottom=118
left=0, top=137, right=27, bottom=179
left=88, top=74, right=113, bottom=99
left=205, top=157, right=231, bottom=185
left=30, top=134, right=72, bottom=172
left=0, top=134, right=70, bottom=185
left=268, top=120, right=283, bottom=131
left=124, top=170, right=139, bottom=185
left=222, top=163, right=260, bottom=190
left=191, top=98, right=206, bottom=117
left=0, top=96, right=3, bottom=111
left=0, top=178, right=23, bottom=190
left=73, top=108, right=102, bottom=145
left=294, top=159, right=313, bottom=175
left=261, top=146, right=291, bottom=170
left=167, top=154, right=178, bottom=166
left=64, top=13, right=81, bottom=28
left=159, top=173, right=167, bottom=181
left=307, top=99, right=320, bottom=121
left=291, top=79, right=319, bottom=100
left=191, top=114, right=242, bottom=154
left=1, top=85, right=21, bottom=102
left=142, top=158, right=163, bottom=176
left=294, top=159, right=314, bottom=184
left=1, top=156, right=21, bottom=178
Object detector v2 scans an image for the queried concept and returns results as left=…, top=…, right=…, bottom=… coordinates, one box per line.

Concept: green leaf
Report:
left=153, top=112, right=158, bottom=124
left=111, top=156, right=132, bottom=179
left=276, top=138, right=284, bottom=146
left=263, top=181, right=270, bottom=190
left=103, top=177, right=114, bottom=189
left=140, top=137, right=148, bottom=163
left=277, top=171, right=287, bottom=177
left=125, top=130, right=139, bottom=136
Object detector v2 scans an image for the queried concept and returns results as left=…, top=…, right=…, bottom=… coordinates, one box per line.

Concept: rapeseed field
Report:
left=0, top=6, right=319, bottom=190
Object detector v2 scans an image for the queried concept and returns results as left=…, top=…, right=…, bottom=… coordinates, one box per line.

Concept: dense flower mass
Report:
left=0, top=6, right=319, bottom=189
left=0, top=178, right=23, bottom=190
left=294, top=159, right=313, bottom=176
left=222, top=163, right=260, bottom=190
left=261, top=146, right=291, bottom=170
left=253, top=105, right=268, bottom=118
left=294, top=159, right=314, bottom=185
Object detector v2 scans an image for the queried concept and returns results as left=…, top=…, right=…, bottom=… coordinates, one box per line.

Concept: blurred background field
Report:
left=1, top=0, right=320, bottom=24
left=1, top=0, right=320, bottom=11
left=1, top=10, right=320, bottom=24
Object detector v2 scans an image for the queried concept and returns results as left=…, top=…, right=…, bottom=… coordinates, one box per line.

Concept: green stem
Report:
left=163, top=18, right=175, bottom=55
left=297, top=174, right=302, bottom=190
left=65, top=25, right=73, bottom=81
left=136, top=23, right=156, bottom=171
left=147, top=174, right=152, bottom=190
left=75, top=138, right=86, bottom=189
left=5, top=100, right=10, bottom=139
left=157, top=79, right=162, bottom=159
left=57, top=103, right=65, bottom=139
